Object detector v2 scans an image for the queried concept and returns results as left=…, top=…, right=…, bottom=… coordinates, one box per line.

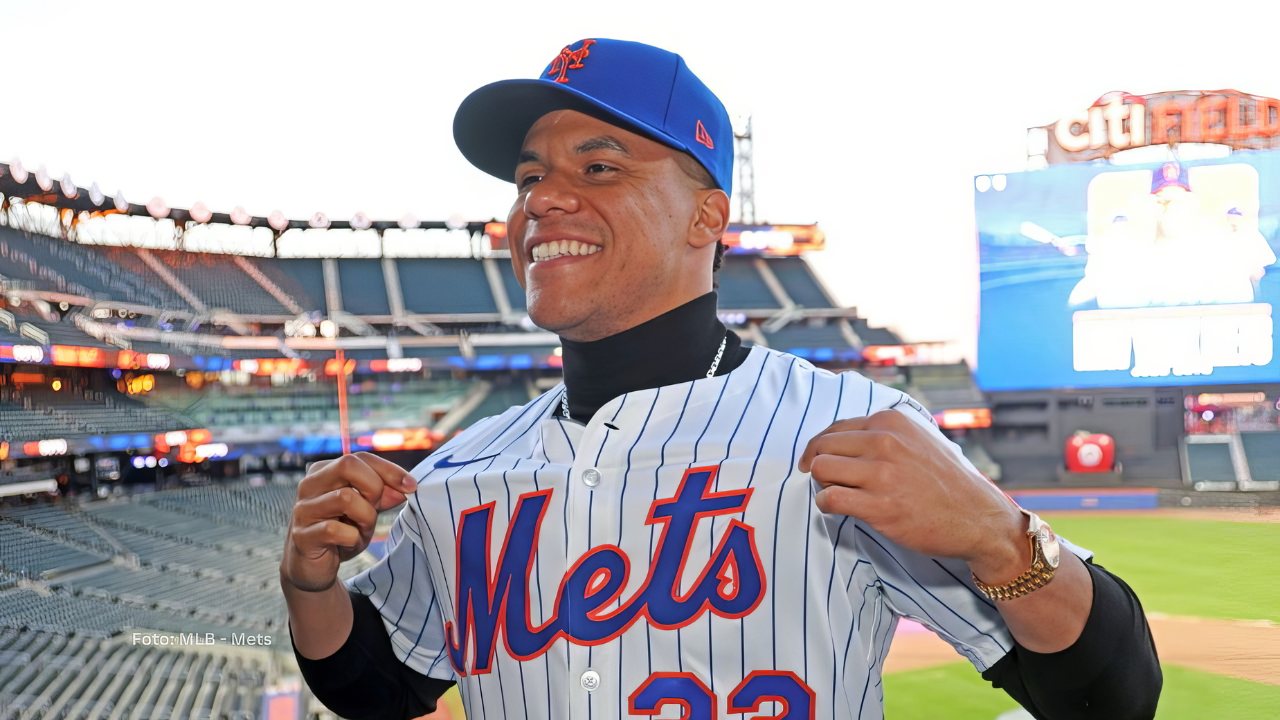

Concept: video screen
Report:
left=976, top=154, right=1280, bottom=391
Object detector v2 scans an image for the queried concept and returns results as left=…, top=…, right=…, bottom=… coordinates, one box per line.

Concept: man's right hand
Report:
left=281, top=451, right=419, bottom=593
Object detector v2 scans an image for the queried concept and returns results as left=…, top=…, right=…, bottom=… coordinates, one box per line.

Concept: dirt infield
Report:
left=885, top=615, right=1280, bottom=686
left=1057, top=506, right=1280, bottom=523
left=1149, top=507, right=1280, bottom=523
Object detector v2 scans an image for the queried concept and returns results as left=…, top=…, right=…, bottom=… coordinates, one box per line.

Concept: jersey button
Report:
left=582, top=468, right=601, bottom=487
left=580, top=669, right=601, bottom=692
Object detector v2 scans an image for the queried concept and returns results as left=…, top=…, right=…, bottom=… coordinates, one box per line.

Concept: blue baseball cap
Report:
left=1151, top=161, right=1190, bottom=194
left=453, top=38, right=733, bottom=196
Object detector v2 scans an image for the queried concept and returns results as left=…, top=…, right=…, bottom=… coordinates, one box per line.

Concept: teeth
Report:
left=531, top=241, right=601, bottom=262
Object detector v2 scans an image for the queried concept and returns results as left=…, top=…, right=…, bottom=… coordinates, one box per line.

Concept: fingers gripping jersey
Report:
left=348, top=346, right=1086, bottom=720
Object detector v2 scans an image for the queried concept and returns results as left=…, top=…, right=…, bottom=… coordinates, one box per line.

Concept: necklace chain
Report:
left=560, top=332, right=728, bottom=421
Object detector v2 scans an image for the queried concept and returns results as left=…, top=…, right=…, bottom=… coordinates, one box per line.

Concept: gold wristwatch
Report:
left=972, top=508, right=1061, bottom=602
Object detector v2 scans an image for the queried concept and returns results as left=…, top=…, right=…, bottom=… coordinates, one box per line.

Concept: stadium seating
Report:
left=763, top=320, right=854, bottom=360
left=398, top=258, right=499, bottom=314
left=85, top=501, right=281, bottom=554
left=169, top=378, right=468, bottom=431
left=0, top=402, right=86, bottom=442
left=0, top=628, right=268, bottom=719
left=1185, top=442, right=1237, bottom=484
left=151, top=249, right=290, bottom=316
left=461, top=378, right=535, bottom=427
left=766, top=256, right=835, bottom=308
left=0, top=504, right=119, bottom=554
left=907, top=363, right=987, bottom=410
left=32, top=235, right=190, bottom=310
left=337, top=259, right=392, bottom=315
left=250, top=257, right=327, bottom=313
left=8, top=385, right=195, bottom=440
left=0, top=522, right=107, bottom=579
left=498, top=260, right=527, bottom=311
left=1241, top=431, right=1280, bottom=482
left=60, top=565, right=283, bottom=631
left=717, top=255, right=781, bottom=310
left=20, top=317, right=111, bottom=348
left=850, top=318, right=903, bottom=346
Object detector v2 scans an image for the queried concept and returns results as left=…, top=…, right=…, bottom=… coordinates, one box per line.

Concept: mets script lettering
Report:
left=446, top=465, right=765, bottom=675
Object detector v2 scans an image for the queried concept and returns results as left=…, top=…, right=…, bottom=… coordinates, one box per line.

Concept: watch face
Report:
left=1037, top=525, right=1062, bottom=569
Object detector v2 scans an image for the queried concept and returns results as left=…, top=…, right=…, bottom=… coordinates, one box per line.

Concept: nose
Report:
left=522, top=170, right=580, bottom=219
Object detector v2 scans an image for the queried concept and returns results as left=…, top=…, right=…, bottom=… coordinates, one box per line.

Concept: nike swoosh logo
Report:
left=433, top=453, right=501, bottom=469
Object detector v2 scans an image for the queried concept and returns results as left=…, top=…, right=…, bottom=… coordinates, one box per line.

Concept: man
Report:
left=282, top=38, right=1162, bottom=719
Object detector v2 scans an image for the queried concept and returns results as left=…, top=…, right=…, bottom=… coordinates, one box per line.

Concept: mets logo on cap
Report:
left=1150, top=161, right=1190, bottom=194
left=547, top=39, right=596, bottom=83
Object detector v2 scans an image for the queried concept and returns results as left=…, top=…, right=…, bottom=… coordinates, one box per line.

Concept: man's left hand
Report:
left=798, top=409, right=1026, bottom=577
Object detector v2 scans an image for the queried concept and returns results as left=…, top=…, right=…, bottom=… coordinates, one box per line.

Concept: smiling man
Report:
left=281, top=38, right=1162, bottom=720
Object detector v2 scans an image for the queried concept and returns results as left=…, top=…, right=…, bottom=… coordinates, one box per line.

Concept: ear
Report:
left=689, top=188, right=730, bottom=250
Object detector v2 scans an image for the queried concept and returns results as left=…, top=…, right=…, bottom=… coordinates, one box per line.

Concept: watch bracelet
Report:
left=972, top=560, right=1056, bottom=601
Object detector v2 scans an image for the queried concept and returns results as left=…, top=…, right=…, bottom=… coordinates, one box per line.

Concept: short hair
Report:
left=674, top=152, right=727, bottom=273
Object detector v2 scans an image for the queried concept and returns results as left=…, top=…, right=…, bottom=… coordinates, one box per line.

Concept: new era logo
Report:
left=695, top=120, right=715, bottom=149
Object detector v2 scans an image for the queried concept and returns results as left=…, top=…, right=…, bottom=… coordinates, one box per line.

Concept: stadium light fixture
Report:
left=398, top=213, right=420, bottom=230
left=59, top=173, right=77, bottom=198
left=34, top=166, right=53, bottom=191
left=975, top=176, right=992, bottom=193
left=446, top=213, right=468, bottom=230
left=351, top=211, right=372, bottom=230
left=88, top=183, right=105, bottom=206
left=146, top=196, right=170, bottom=219
left=230, top=206, right=252, bottom=225
left=319, top=319, right=338, bottom=338
left=309, top=211, right=331, bottom=229
left=268, top=210, right=289, bottom=232
left=189, top=201, right=213, bottom=224
left=9, top=158, right=27, bottom=184
left=114, top=191, right=129, bottom=212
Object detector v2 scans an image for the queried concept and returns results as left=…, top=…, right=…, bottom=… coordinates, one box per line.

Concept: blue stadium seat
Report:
left=498, top=260, right=528, bottom=311
left=1241, top=432, right=1280, bottom=482
left=252, top=257, right=327, bottom=313
left=717, top=255, right=780, bottom=310
left=766, top=256, right=835, bottom=308
left=338, top=259, right=392, bottom=315
left=152, top=250, right=290, bottom=315
left=1185, top=443, right=1236, bottom=483
left=397, top=258, right=498, bottom=314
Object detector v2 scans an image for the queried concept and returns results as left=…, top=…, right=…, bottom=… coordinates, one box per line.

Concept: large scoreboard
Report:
left=975, top=152, right=1280, bottom=391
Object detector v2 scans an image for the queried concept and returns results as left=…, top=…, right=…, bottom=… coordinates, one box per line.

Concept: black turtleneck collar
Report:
left=559, top=292, right=749, bottom=422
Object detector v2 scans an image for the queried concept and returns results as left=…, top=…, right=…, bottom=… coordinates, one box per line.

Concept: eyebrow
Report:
left=575, top=136, right=630, bottom=155
left=516, top=135, right=631, bottom=166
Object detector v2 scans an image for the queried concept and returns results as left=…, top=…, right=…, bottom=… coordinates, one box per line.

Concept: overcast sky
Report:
left=4, top=0, right=1279, bottom=359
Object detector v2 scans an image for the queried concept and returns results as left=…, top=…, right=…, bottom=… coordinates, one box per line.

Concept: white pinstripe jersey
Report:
left=349, top=345, right=1089, bottom=719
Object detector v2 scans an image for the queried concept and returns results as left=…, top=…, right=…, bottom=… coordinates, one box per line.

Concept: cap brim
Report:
left=453, top=79, right=695, bottom=185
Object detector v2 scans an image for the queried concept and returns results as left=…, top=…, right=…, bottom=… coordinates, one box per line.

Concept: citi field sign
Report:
left=1038, top=90, right=1280, bottom=163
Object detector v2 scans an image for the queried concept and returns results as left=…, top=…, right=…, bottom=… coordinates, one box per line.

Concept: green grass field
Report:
left=879, top=511, right=1280, bottom=719
left=1042, top=513, right=1280, bottom=623
left=884, top=662, right=1280, bottom=720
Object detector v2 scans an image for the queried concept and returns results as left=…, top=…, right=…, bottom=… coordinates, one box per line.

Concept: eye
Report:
left=517, top=173, right=542, bottom=189
left=585, top=163, right=616, bottom=175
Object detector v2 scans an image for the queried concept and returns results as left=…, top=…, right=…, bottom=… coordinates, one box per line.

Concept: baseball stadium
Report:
left=1, top=56, right=1279, bottom=720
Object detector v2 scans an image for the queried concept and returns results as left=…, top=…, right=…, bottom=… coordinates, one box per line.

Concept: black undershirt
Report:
left=558, top=292, right=749, bottom=422
left=293, top=292, right=1161, bottom=719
